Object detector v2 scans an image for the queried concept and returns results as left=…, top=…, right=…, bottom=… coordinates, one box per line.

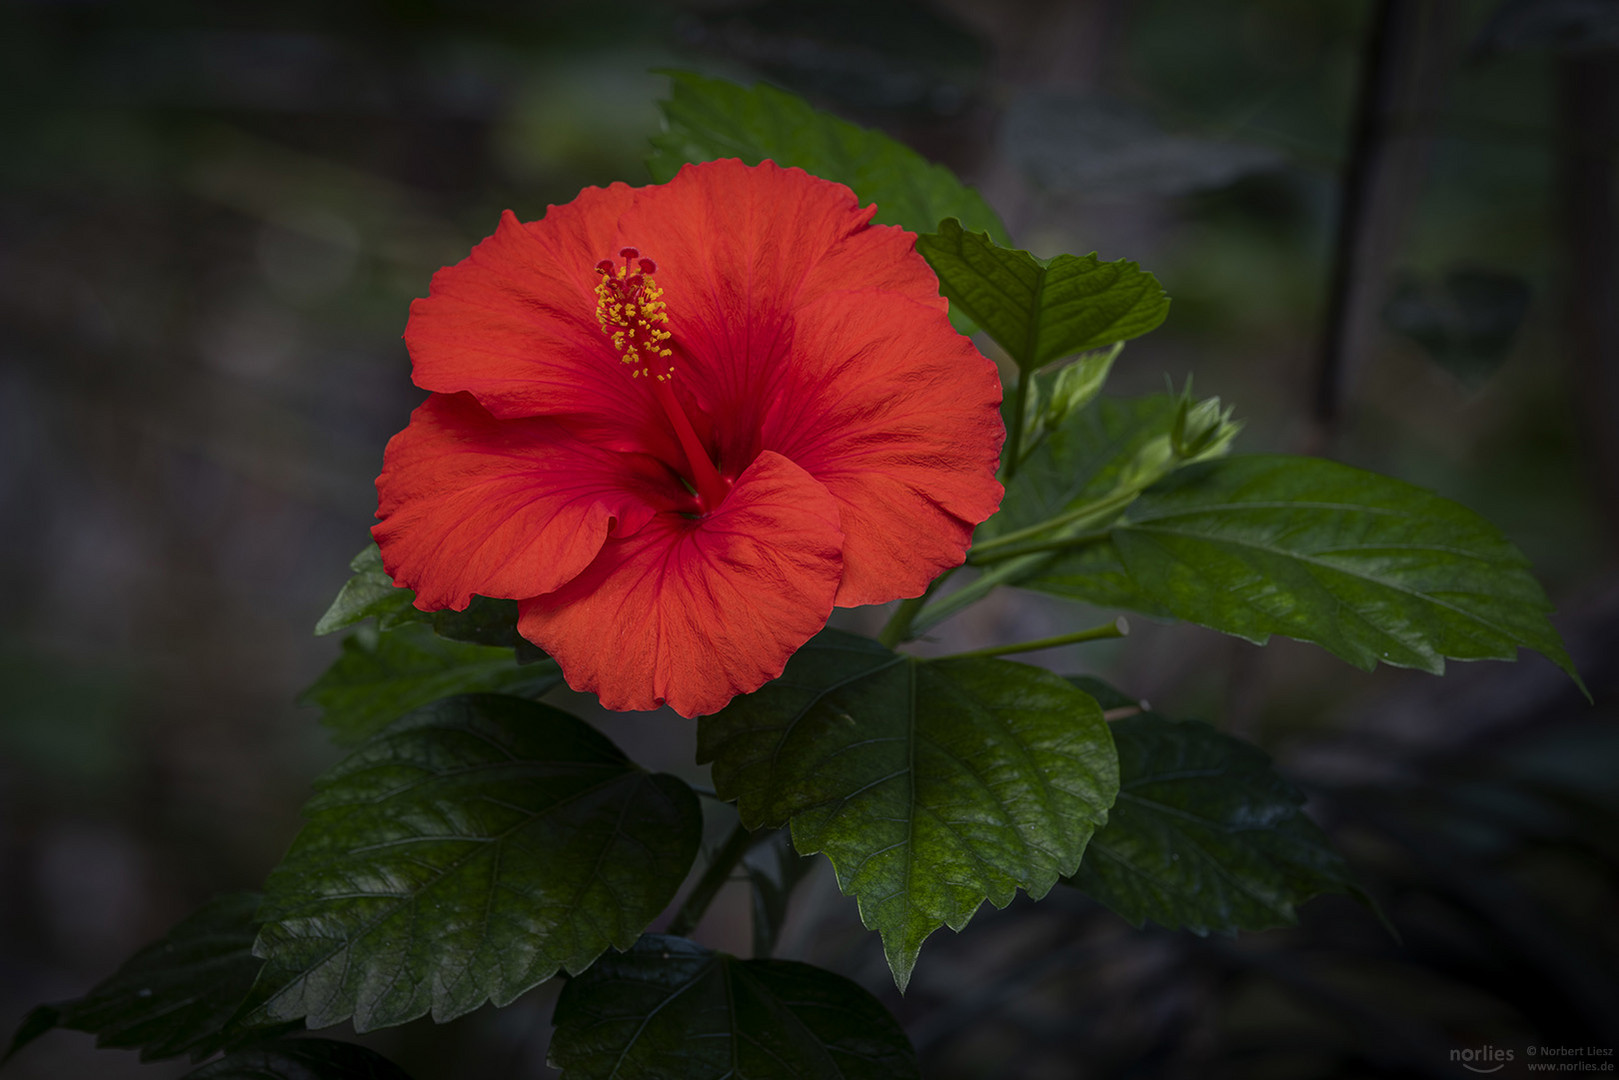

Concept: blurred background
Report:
left=2, top=0, right=1615, bottom=1076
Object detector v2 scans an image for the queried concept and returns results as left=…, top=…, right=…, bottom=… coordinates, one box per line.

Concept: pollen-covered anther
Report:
left=594, top=246, right=674, bottom=380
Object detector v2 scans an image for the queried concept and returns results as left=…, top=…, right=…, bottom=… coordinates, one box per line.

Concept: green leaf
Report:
left=4, top=893, right=290, bottom=1064
left=991, top=393, right=1184, bottom=539
left=428, top=595, right=534, bottom=653
left=247, top=695, right=702, bottom=1032
left=182, top=1039, right=414, bottom=1080
left=915, top=219, right=1170, bottom=371
left=314, top=546, right=418, bottom=636
left=1040, top=343, right=1123, bottom=432
left=649, top=71, right=1008, bottom=244
left=1064, top=676, right=1143, bottom=713
left=698, top=631, right=1118, bottom=990
left=1067, top=711, right=1352, bottom=933
left=3, top=1006, right=61, bottom=1065
left=918, top=393, right=1200, bottom=635
left=549, top=935, right=918, bottom=1080
left=1036, top=455, right=1582, bottom=683
left=300, top=623, right=563, bottom=746
left=315, top=546, right=536, bottom=657
left=742, top=831, right=817, bottom=959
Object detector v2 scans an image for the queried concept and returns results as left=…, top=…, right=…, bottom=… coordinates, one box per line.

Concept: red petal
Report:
left=373, top=392, right=676, bottom=611
left=611, top=159, right=950, bottom=470
left=402, top=197, right=681, bottom=461
left=517, top=451, right=844, bottom=717
left=761, top=289, right=1005, bottom=606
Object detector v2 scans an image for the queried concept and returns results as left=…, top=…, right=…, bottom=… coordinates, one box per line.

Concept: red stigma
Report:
left=638, top=257, right=658, bottom=274
left=595, top=259, right=615, bottom=274
left=618, top=247, right=639, bottom=260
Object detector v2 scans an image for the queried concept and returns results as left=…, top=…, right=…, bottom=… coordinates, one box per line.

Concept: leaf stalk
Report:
left=935, top=619, right=1128, bottom=661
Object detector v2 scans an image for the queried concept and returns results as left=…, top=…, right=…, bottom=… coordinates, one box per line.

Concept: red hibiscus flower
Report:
left=374, top=159, right=1004, bottom=717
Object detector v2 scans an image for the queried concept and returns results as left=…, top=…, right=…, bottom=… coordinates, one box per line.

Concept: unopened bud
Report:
left=1172, top=393, right=1240, bottom=460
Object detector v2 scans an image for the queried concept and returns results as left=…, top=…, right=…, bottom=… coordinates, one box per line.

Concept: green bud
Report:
left=1172, top=393, right=1241, bottom=461
left=1043, top=343, right=1123, bottom=431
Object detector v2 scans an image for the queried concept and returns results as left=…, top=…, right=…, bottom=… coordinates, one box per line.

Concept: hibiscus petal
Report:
left=373, top=392, right=675, bottom=611
left=403, top=192, right=683, bottom=462
left=518, top=450, right=844, bottom=718
left=611, top=159, right=950, bottom=469
left=761, top=290, right=1005, bottom=607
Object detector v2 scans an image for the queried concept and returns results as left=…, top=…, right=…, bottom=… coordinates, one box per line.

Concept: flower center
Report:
left=594, top=248, right=674, bottom=380
left=595, top=248, right=730, bottom=513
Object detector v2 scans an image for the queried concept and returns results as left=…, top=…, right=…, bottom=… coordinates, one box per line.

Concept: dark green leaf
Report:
left=247, top=695, right=702, bottom=1032
left=1064, top=676, right=1142, bottom=713
left=649, top=71, right=1008, bottom=243
left=991, top=393, right=1183, bottom=539
left=549, top=935, right=918, bottom=1080
left=1037, top=455, right=1581, bottom=683
left=1067, top=713, right=1352, bottom=933
left=315, top=546, right=534, bottom=656
left=699, top=631, right=1118, bottom=990
left=3, top=1006, right=61, bottom=1065
left=313, top=546, right=419, bottom=636
left=429, top=595, right=531, bottom=653
left=3, top=893, right=290, bottom=1064
left=917, top=394, right=1195, bottom=635
left=1384, top=268, right=1529, bottom=387
left=300, top=623, right=563, bottom=746
left=742, top=831, right=817, bottom=959
left=915, top=219, right=1169, bottom=371
left=183, top=1038, right=414, bottom=1080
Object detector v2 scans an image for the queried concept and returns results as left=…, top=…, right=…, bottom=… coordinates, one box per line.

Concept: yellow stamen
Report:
left=594, top=252, right=674, bottom=381
left=593, top=249, right=728, bottom=511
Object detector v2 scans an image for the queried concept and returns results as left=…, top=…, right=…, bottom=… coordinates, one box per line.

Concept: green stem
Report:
left=909, top=553, right=1050, bottom=637
left=969, top=487, right=1139, bottom=559
left=968, top=529, right=1111, bottom=565
left=912, top=486, right=1140, bottom=633
left=668, top=821, right=751, bottom=938
left=878, top=568, right=955, bottom=648
left=936, top=618, right=1128, bottom=661
left=879, top=595, right=928, bottom=649
left=1003, top=368, right=1033, bottom=484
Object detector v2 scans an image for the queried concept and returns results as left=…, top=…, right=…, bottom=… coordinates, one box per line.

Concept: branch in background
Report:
left=1311, top=0, right=1455, bottom=447
left=1558, top=53, right=1619, bottom=556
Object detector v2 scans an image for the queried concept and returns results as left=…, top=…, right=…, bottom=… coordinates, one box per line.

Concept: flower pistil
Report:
left=595, top=247, right=730, bottom=513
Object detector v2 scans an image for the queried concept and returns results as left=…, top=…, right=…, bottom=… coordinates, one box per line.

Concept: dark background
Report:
left=2, top=0, right=1616, bottom=1077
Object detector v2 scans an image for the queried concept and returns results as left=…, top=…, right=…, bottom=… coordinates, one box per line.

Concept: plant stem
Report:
left=878, top=595, right=928, bottom=649
left=667, top=821, right=751, bottom=938
left=877, top=568, right=954, bottom=648
left=909, top=554, right=1048, bottom=637
left=1003, top=368, right=1033, bottom=484
left=969, top=487, right=1138, bottom=559
left=967, top=529, right=1111, bottom=565
left=936, top=618, right=1128, bottom=661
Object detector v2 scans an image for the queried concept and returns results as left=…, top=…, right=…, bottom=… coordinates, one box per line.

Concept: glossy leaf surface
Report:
left=1037, top=455, right=1580, bottom=680
left=649, top=71, right=1008, bottom=243
left=183, top=1038, right=414, bottom=1080
left=915, top=219, right=1169, bottom=371
left=549, top=935, right=918, bottom=1080
left=300, top=623, right=561, bottom=746
left=1068, top=712, right=1352, bottom=933
left=314, top=546, right=419, bottom=636
left=248, top=695, right=701, bottom=1031
left=699, top=632, right=1118, bottom=989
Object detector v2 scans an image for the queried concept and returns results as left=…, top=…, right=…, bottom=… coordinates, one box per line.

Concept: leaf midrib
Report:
left=1118, top=521, right=1536, bottom=650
